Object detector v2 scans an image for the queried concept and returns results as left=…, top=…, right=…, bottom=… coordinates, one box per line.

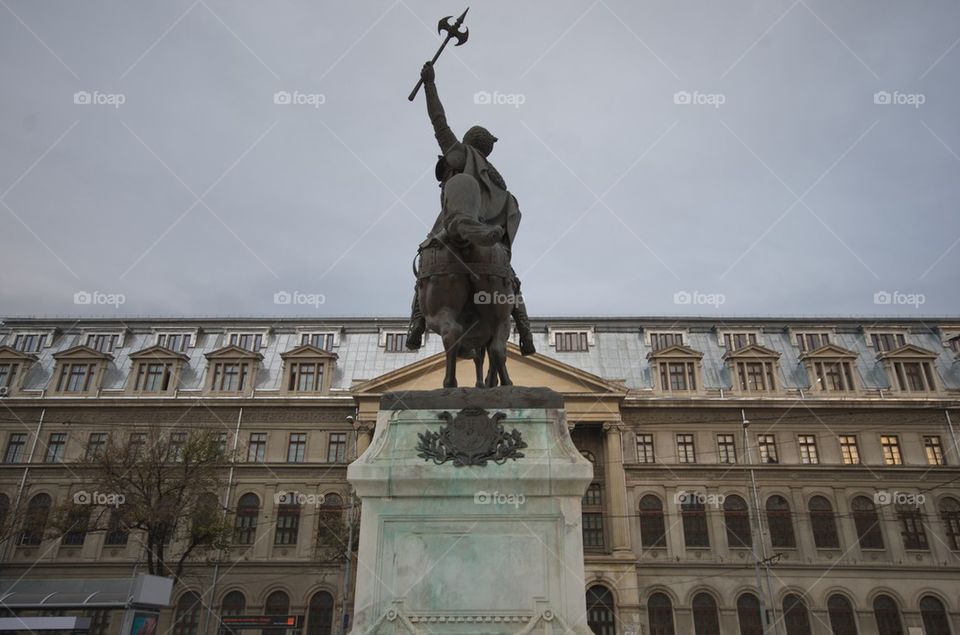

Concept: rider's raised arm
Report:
left=421, top=62, right=459, bottom=154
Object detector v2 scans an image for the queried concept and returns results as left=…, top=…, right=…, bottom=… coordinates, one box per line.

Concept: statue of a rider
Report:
left=405, top=61, right=536, bottom=356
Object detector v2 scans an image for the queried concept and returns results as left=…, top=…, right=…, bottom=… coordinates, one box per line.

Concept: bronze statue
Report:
left=405, top=53, right=536, bottom=388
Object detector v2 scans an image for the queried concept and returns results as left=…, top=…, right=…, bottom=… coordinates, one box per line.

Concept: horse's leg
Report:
left=484, top=347, right=498, bottom=388
left=441, top=321, right=463, bottom=388
left=473, top=348, right=485, bottom=388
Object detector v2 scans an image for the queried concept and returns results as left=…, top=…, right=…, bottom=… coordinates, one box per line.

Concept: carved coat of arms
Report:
left=416, top=407, right=527, bottom=467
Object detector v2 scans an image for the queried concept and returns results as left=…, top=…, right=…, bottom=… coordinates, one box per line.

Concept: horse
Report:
left=416, top=173, right=515, bottom=388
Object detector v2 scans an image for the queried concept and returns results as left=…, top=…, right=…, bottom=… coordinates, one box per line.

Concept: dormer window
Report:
left=870, top=332, right=906, bottom=353
left=381, top=332, right=407, bottom=353
left=647, top=345, right=703, bottom=394
left=51, top=346, right=112, bottom=395
left=13, top=333, right=47, bottom=353
left=227, top=332, right=265, bottom=352
left=0, top=347, right=37, bottom=397
left=555, top=331, right=589, bottom=352
left=648, top=332, right=684, bottom=351
left=799, top=344, right=860, bottom=394
left=205, top=346, right=262, bottom=396
left=877, top=345, right=941, bottom=394
left=721, top=332, right=757, bottom=351
left=793, top=332, right=830, bottom=352
left=156, top=332, right=193, bottom=353
left=299, top=332, right=338, bottom=351
left=281, top=345, right=337, bottom=394
left=84, top=332, right=122, bottom=354
left=724, top=344, right=781, bottom=394
left=128, top=345, right=189, bottom=395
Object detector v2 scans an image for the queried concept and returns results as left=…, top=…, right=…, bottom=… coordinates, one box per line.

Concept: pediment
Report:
left=877, top=344, right=938, bottom=360
left=353, top=342, right=627, bottom=397
left=722, top=343, right=780, bottom=360
left=52, top=345, right=113, bottom=361
left=128, top=345, right=190, bottom=361
left=646, top=344, right=703, bottom=360
left=205, top=345, right=263, bottom=361
left=799, top=344, right=858, bottom=360
left=280, top=344, right=338, bottom=360
left=0, top=346, right=38, bottom=362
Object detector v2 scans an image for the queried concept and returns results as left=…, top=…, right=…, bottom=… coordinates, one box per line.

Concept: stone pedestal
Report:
left=347, top=387, right=594, bottom=635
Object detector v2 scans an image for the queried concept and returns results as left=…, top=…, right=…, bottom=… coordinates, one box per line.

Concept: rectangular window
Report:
left=85, top=433, right=107, bottom=460
left=85, top=333, right=119, bottom=353
left=135, top=362, right=173, bottom=392
left=211, top=362, right=247, bottom=392
left=555, top=331, right=589, bottom=352
left=737, top=361, right=776, bottom=392
left=0, top=363, right=19, bottom=389
left=274, top=504, right=300, bottom=545
left=215, top=432, right=228, bottom=457
left=893, top=361, right=936, bottom=392
left=676, top=434, right=696, bottom=464
left=757, top=434, right=778, bottom=464
left=129, top=432, right=146, bottom=456
left=795, top=332, right=830, bottom=352
left=839, top=435, right=860, bottom=465
left=156, top=332, right=192, bottom=352
left=812, top=361, right=855, bottom=392
left=723, top=332, right=757, bottom=351
left=649, top=332, right=683, bottom=351
left=301, top=333, right=335, bottom=350
left=924, top=435, right=945, bottom=466
left=248, top=433, right=267, bottom=462
left=327, top=433, right=347, bottom=463
left=949, top=336, right=960, bottom=355
left=287, top=433, right=307, bottom=463
left=582, top=512, right=604, bottom=547
left=383, top=332, right=406, bottom=353
left=636, top=434, right=655, bottom=463
left=4, top=433, right=27, bottom=463
left=45, top=433, right=66, bottom=463
left=288, top=362, right=324, bottom=392
left=229, top=333, right=263, bottom=351
left=881, top=435, right=903, bottom=465
left=56, top=363, right=97, bottom=393
left=899, top=507, right=928, bottom=550
left=659, top=361, right=697, bottom=391
left=13, top=333, right=45, bottom=353
left=798, top=435, right=819, bottom=464
left=717, top=434, right=737, bottom=464
left=872, top=333, right=906, bottom=353
left=168, top=432, right=186, bottom=462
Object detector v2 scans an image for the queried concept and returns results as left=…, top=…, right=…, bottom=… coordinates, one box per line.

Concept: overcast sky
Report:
left=1, top=0, right=958, bottom=319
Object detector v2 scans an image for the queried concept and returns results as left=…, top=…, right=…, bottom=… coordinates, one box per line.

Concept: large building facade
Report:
left=1, top=316, right=959, bottom=635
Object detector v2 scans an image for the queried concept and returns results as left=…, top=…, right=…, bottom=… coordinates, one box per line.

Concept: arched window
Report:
left=275, top=499, right=300, bottom=546
left=234, top=493, right=259, bottom=545
left=938, top=497, right=960, bottom=550
left=586, top=586, right=616, bottom=635
left=873, top=595, right=904, bottom=635
left=173, top=592, right=202, bottom=635
left=766, top=495, right=796, bottom=549
left=221, top=590, right=246, bottom=617
left=306, top=591, right=335, bottom=635
left=851, top=496, right=884, bottom=549
left=19, top=493, right=51, bottom=546
left=681, top=496, right=709, bottom=548
left=809, top=496, right=839, bottom=549
left=827, top=594, right=858, bottom=635
left=264, top=591, right=291, bottom=635
left=647, top=592, right=675, bottom=635
left=639, top=495, right=666, bottom=548
left=896, top=502, right=928, bottom=550
left=737, top=593, right=764, bottom=635
left=61, top=505, right=90, bottom=546
left=783, top=594, right=811, bottom=635
left=692, top=593, right=720, bottom=635
left=723, top=495, right=751, bottom=549
left=920, top=596, right=951, bottom=635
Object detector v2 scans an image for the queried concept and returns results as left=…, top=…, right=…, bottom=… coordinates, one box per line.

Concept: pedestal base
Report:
left=347, top=387, right=594, bottom=635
